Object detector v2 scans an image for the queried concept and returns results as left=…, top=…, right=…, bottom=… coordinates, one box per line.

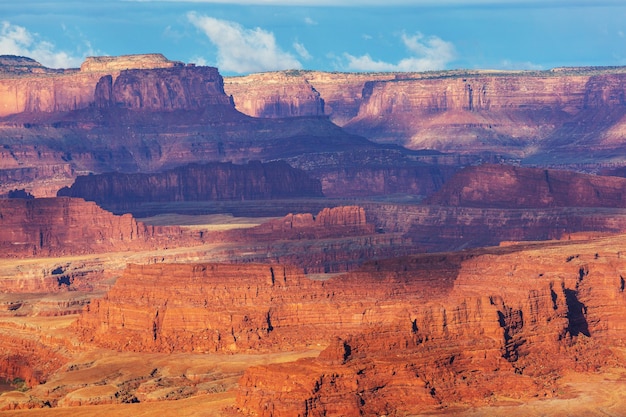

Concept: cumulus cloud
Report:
left=187, top=12, right=302, bottom=74
left=0, top=21, right=91, bottom=68
left=343, top=32, right=455, bottom=72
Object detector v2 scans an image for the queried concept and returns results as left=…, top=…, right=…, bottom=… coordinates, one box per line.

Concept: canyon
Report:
left=1, top=54, right=626, bottom=416
left=224, top=67, right=626, bottom=167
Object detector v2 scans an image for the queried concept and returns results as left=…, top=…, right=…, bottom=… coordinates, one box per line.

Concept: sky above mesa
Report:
left=1, top=0, right=625, bottom=75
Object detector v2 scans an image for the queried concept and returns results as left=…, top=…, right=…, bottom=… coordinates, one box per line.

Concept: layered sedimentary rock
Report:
left=236, top=237, right=626, bottom=416
left=285, top=148, right=464, bottom=198
left=426, top=164, right=626, bottom=208
left=71, top=234, right=626, bottom=415
left=0, top=54, right=185, bottom=116
left=225, top=71, right=396, bottom=124
left=74, top=250, right=462, bottom=354
left=0, top=197, right=189, bottom=258
left=57, top=161, right=324, bottom=209
left=1, top=55, right=405, bottom=198
left=215, top=206, right=413, bottom=273
left=94, top=65, right=231, bottom=110
left=224, top=71, right=325, bottom=118
left=0, top=324, right=69, bottom=388
left=225, top=68, right=626, bottom=165
left=365, top=203, right=626, bottom=252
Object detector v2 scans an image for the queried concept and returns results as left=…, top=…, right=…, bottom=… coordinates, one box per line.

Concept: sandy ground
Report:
left=137, top=213, right=279, bottom=230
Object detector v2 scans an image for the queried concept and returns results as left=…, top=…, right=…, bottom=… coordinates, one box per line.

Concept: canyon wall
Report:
left=224, top=71, right=325, bottom=118
left=426, top=164, right=626, bottom=208
left=0, top=54, right=186, bottom=116
left=365, top=203, right=626, bottom=252
left=225, top=68, right=626, bottom=161
left=94, top=65, right=232, bottom=110
left=70, top=233, right=626, bottom=415
left=1, top=55, right=407, bottom=198
left=236, top=237, right=626, bottom=416
left=57, top=161, right=324, bottom=209
left=0, top=197, right=189, bottom=258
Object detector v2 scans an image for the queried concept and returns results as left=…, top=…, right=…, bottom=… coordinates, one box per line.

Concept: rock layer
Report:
left=57, top=161, right=324, bottom=210
left=426, top=164, right=626, bottom=208
left=0, top=197, right=187, bottom=258
left=236, top=237, right=626, bottom=416
left=225, top=68, right=626, bottom=165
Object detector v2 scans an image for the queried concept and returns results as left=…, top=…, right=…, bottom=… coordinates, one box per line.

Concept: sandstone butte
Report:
left=0, top=54, right=183, bottom=115
left=63, top=234, right=626, bottom=416
left=57, top=160, right=324, bottom=210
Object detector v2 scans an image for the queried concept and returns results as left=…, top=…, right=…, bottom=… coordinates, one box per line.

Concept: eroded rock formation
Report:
left=426, top=164, right=626, bottom=208
left=224, top=71, right=325, bottom=118
left=236, top=237, right=626, bottom=416
left=0, top=54, right=186, bottom=116
left=57, top=161, right=324, bottom=210
left=0, top=197, right=188, bottom=258
left=225, top=68, right=626, bottom=166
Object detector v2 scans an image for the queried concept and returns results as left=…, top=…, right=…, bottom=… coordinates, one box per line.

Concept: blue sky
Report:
left=1, top=0, right=626, bottom=74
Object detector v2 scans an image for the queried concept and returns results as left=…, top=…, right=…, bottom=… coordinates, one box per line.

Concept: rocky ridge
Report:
left=0, top=55, right=413, bottom=198
left=225, top=67, right=626, bottom=166
left=426, top=164, right=626, bottom=208
left=236, top=237, right=626, bottom=416
left=0, top=197, right=191, bottom=258
left=57, top=161, right=324, bottom=210
left=66, top=233, right=626, bottom=415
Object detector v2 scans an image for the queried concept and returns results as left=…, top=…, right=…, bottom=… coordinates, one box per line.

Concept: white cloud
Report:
left=0, top=21, right=91, bottom=68
left=304, top=17, right=317, bottom=26
left=187, top=12, right=301, bottom=74
left=343, top=32, right=455, bottom=72
left=293, top=41, right=311, bottom=60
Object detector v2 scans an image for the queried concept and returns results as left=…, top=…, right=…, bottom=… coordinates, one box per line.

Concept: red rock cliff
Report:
left=236, top=236, right=626, bottom=416
left=94, top=65, right=232, bottom=110
left=0, top=54, right=186, bottom=117
left=224, top=71, right=324, bottom=117
left=426, top=164, right=626, bottom=208
left=225, top=68, right=626, bottom=158
left=57, top=161, right=324, bottom=209
left=0, top=197, right=188, bottom=258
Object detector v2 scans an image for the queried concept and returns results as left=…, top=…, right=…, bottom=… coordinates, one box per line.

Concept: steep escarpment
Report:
left=215, top=206, right=414, bottom=273
left=363, top=163, right=626, bottom=251
left=57, top=161, right=324, bottom=210
left=224, top=71, right=396, bottom=123
left=426, top=164, right=626, bottom=208
left=365, top=203, right=626, bottom=252
left=1, top=55, right=407, bottom=198
left=74, top=250, right=464, bottom=354
left=224, top=71, right=325, bottom=118
left=226, top=68, right=626, bottom=166
left=0, top=197, right=189, bottom=258
left=236, top=237, right=626, bottom=416
left=0, top=54, right=185, bottom=116
left=70, top=235, right=626, bottom=415
left=93, top=65, right=232, bottom=110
